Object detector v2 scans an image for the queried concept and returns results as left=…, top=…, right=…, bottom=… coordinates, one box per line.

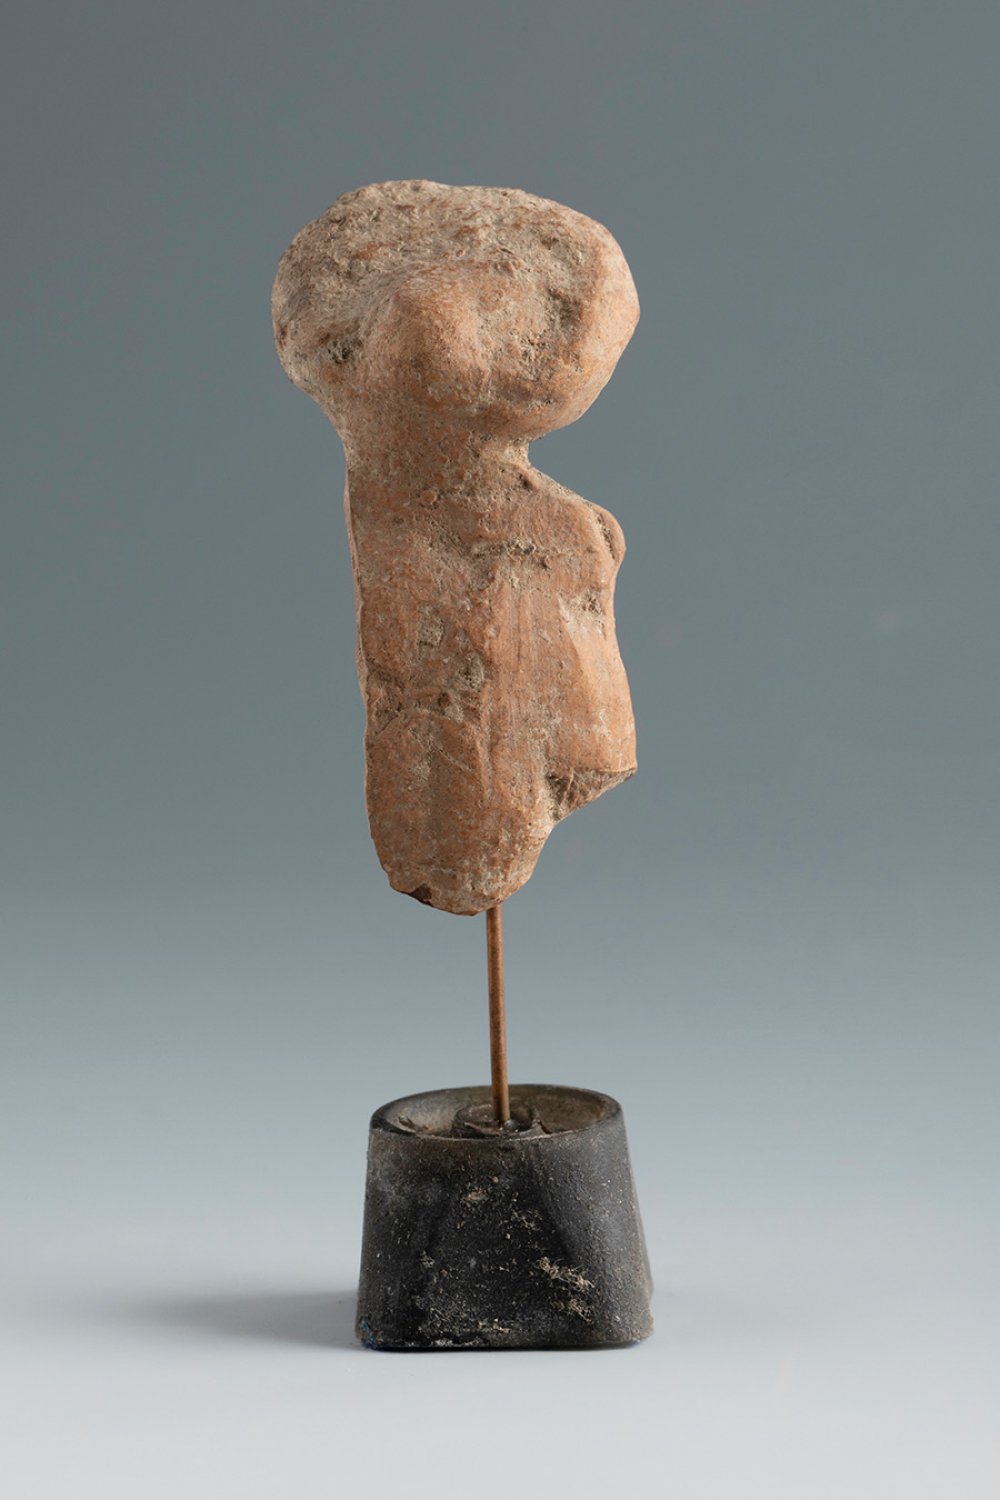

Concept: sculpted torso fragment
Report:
left=273, top=181, right=639, bottom=914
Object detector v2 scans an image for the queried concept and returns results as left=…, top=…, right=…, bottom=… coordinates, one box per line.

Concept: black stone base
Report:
left=356, top=1084, right=652, bottom=1351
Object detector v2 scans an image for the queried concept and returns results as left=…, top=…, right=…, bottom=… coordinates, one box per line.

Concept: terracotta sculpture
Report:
left=272, top=180, right=638, bottom=916
left=273, top=183, right=653, bottom=1349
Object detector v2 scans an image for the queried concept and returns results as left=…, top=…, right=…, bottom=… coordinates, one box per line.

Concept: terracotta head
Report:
left=272, top=180, right=639, bottom=443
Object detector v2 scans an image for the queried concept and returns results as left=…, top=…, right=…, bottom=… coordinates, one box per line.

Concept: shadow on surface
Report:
left=131, top=1288, right=360, bottom=1350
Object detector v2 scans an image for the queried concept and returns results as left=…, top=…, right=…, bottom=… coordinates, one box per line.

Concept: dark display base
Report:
left=356, top=1084, right=652, bottom=1351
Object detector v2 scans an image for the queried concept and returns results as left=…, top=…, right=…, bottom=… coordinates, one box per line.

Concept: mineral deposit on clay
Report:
left=273, top=180, right=639, bottom=915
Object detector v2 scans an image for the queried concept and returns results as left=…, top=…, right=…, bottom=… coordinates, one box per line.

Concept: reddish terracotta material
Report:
left=273, top=181, right=638, bottom=914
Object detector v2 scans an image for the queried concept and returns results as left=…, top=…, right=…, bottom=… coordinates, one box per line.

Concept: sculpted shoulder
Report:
left=509, top=467, right=626, bottom=575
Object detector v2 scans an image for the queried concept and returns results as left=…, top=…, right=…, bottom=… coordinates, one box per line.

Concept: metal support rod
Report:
left=486, top=903, right=510, bottom=1124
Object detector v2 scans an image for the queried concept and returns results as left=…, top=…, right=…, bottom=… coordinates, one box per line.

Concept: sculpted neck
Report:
left=341, top=409, right=529, bottom=510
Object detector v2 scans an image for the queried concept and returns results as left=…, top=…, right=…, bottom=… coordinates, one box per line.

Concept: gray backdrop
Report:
left=4, top=3, right=998, bottom=1496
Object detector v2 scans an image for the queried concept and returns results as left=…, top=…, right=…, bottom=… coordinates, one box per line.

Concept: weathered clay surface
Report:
left=273, top=181, right=638, bottom=914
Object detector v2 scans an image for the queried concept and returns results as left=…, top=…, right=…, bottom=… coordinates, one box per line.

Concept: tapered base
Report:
left=356, top=1084, right=652, bottom=1351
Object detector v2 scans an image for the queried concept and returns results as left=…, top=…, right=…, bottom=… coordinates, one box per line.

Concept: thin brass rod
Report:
left=486, top=903, right=510, bottom=1124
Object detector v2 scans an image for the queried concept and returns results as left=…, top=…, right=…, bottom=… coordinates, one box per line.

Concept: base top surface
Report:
left=372, top=1083, right=619, bottom=1141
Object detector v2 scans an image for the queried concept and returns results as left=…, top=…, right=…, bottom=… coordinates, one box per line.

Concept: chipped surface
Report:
left=273, top=181, right=638, bottom=913
left=537, top=1256, right=594, bottom=1291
